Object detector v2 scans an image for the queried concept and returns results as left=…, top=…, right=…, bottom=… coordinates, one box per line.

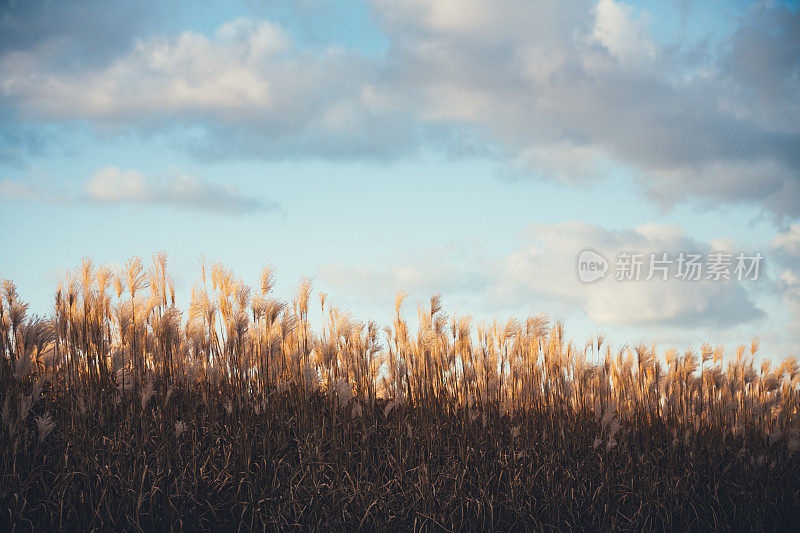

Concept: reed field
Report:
left=1, top=255, right=799, bottom=531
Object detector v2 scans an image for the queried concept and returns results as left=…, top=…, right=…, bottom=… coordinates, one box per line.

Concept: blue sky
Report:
left=1, top=0, right=799, bottom=359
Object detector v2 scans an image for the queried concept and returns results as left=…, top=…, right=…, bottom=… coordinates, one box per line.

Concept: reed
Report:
left=1, top=255, right=798, bottom=530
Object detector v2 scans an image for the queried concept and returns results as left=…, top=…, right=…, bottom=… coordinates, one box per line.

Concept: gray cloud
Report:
left=1, top=0, right=798, bottom=218
left=366, top=0, right=800, bottom=219
left=720, top=5, right=800, bottom=130
left=0, top=0, right=160, bottom=67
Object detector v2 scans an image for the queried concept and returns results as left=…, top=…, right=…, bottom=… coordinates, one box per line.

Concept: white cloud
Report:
left=84, top=165, right=272, bottom=214
left=319, top=221, right=765, bottom=330
left=772, top=224, right=800, bottom=323
left=773, top=224, right=800, bottom=256
left=1, top=19, right=283, bottom=120
left=490, top=222, right=765, bottom=328
left=85, top=166, right=148, bottom=201
left=318, top=244, right=487, bottom=311
left=591, top=0, right=656, bottom=64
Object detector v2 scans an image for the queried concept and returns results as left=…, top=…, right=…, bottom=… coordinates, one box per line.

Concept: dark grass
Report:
left=2, top=385, right=799, bottom=531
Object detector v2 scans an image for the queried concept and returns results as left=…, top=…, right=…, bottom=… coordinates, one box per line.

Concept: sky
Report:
left=1, top=0, right=799, bottom=360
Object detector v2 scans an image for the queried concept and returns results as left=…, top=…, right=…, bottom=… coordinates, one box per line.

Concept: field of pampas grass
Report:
left=1, top=255, right=799, bottom=531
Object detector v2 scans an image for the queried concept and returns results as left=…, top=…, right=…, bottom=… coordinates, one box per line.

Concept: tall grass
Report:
left=1, top=255, right=799, bottom=530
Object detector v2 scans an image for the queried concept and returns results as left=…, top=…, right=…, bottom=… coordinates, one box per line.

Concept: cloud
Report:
left=720, top=5, right=800, bottom=130
left=773, top=224, right=800, bottom=256
left=83, top=166, right=272, bottom=214
left=591, top=0, right=655, bottom=63
left=0, top=172, right=71, bottom=203
left=0, top=0, right=152, bottom=62
left=0, top=178, right=38, bottom=199
left=490, top=222, right=765, bottom=328
left=766, top=224, right=800, bottom=352
left=1, top=19, right=283, bottom=120
left=1, top=165, right=274, bottom=215
left=1, top=1, right=799, bottom=218
left=318, top=244, right=488, bottom=309
left=368, top=0, right=800, bottom=219
left=319, top=221, right=766, bottom=330
left=0, top=16, right=421, bottom=160
left=772, top=224, right=800, bottom=310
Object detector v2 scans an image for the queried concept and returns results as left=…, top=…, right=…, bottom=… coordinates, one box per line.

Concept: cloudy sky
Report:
left=1, top=0, right=798, bottom=359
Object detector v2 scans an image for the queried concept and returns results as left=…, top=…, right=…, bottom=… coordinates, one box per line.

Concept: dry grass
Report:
left=1, top=255, right=799, bottom=531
